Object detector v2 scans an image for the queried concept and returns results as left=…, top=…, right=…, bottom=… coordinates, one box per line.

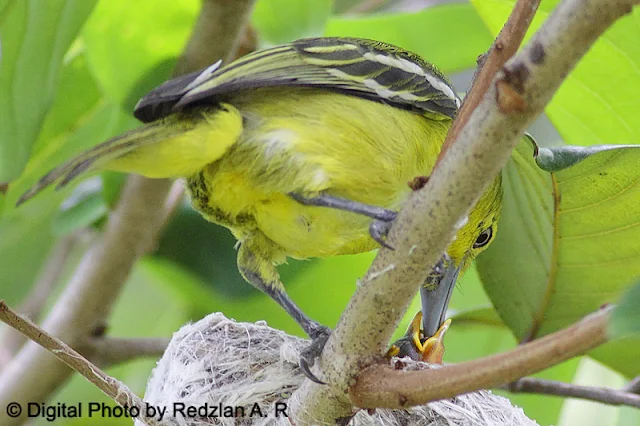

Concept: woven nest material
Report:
left=136, top=313, right=537, bottom=426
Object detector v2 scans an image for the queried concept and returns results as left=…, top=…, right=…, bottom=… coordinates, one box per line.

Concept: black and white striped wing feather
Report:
left=134, top=37, right=460, bottom=123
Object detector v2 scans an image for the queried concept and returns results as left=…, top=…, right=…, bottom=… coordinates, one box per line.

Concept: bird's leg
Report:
left=289, top=192, right=397, bottom=248
left=289, top=192, right=396, bottom=221
left=237, top=237, right=330, bottom=384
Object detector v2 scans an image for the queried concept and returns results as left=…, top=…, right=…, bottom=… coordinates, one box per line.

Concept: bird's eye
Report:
left=473, top=227, right=493, bottom=248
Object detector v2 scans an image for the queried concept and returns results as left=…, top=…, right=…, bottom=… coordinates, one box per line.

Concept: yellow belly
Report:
left=198, top=168, right=379, bottom=258
left=188, top=88, right=450, bottom=261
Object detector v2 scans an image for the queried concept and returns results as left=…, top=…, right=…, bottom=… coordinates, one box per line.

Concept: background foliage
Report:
left=0, top=0, right=638, bottom=425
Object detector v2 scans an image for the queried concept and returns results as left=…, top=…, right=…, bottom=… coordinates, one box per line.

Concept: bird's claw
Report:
left=299, top=325, right=332, bottom=384
left=289, top=192, right=398, bottom=249
left=369, top=220, right=395, bottom=249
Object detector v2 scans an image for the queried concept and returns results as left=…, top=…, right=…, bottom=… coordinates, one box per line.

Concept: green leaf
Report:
left=477, top=139, right=640, bottom=376
left=535, top=144, right=640, bottom=172
left=156, top=205, right=268, bottom=299
left=449, top=306, right=506, bottom=328
left=471, top=0, right=640, bottom=147
left=0, top=0, right=97, bottom=181
left=4, top=50, right=128, bottom=204
left=609, top=281, right=640, bottom=338
left=253, top=0, right=333, bottom=46
left=100, top=171, right=127, bottom=209
left=135, top=257, right=220, bottom=319
left=0, top=50, right=134, bottom=302
left=210, top=252, right=375, bottom=337
left=82, top=0, right=199, bottom=109
left=325, top=3, right=494, bottom=74
left=51, top=177, right=108, bottom=236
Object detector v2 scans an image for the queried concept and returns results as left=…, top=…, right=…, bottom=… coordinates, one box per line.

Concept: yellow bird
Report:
left=19, top=37, right=502, bottom=381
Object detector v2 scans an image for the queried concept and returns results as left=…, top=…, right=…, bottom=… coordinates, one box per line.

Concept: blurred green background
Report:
left=1, top=0, right=639, bottom=425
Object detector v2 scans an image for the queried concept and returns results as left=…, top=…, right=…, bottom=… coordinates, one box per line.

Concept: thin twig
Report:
left=623, top=376, right=640, bottom=394
left=0, top=301, right=168, bottom=426
left=89, top=337, right=171, bottom=368
left=350, top=308, right=611, bottom=408
left=436, top=0, right=541, bottom=165
left=503, top=377, right=640, bottom=408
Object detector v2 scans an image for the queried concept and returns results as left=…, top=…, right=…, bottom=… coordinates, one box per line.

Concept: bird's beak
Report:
left=420, top=255, right=461, bottom=338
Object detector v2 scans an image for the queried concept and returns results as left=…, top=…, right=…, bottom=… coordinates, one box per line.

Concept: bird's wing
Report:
left=134, top=37, right=461, bottom=123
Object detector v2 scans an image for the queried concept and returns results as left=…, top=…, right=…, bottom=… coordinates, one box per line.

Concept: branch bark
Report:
left=291, top=0, right=638, bottom=422
left=350, top=307, right=610, bottom=407
left=89, top=337, right=171, bottom=368
left=503, top=377, right=640, bottom=409
left=0, top=301, right=168, bottom=426
left=0, top=1, right=255, bottom=424
left=437, top=0, right=541, bottom=164
left=623, top=376, right=640, bottom=394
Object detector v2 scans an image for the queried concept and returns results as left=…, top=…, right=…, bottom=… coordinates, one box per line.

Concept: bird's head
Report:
left=421, top=174, right=503, bottom=337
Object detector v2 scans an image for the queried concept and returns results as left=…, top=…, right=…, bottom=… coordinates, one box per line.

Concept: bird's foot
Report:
left=369, top=219, right=395, bottom=249
left=367, top=174, right=431, bottom=248
left=386, top=311, right=450, bottom=364
left=289, top=192, right=397, bottom=249
left=299, top=325, right=332, bottom=384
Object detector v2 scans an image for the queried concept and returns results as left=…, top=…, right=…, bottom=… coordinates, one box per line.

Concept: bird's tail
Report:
left=17, top=104, right=243, bottom=206
left=17, top=117, right=189, bottom=205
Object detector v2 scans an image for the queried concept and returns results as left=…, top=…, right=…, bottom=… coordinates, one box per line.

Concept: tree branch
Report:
left=173, top=0, right=254, bottom=76
left=437, top=0, right=541, bottom=164
left=351, top=307, right=610, bottom=407
left=503, top=377, right=640, bottom=409
left=291, top=0, right=638, bottom=422
left=0, top=301, right=168, bottom=426
left=157, top=181, right=186, bottom=235
left=623, top=376, right=640, bottom=394
left=89, top=337, right=171, bottom=368
left=0, top=1, right=255, bottom=424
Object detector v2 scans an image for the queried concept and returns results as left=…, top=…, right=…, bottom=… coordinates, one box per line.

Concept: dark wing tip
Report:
left=133, top=69, right=204, bottom=122
left=134, top=62, right=223, bottom=123
left=133, top=97, right=176, bottom=123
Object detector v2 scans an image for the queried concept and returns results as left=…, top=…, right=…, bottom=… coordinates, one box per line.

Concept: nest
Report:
left=136, top=313, right=537, bottom=426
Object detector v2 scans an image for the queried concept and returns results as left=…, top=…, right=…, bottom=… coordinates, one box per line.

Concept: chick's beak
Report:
left=420, top=256, right=460, bottom=338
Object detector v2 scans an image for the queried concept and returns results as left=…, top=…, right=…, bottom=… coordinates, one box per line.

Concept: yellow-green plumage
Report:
left=190, top=87, right=449, bottom=259
left=19, top=37, right=502, bottom=353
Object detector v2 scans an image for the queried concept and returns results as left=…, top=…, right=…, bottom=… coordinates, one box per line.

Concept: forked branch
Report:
left=292, top=0, right=639, bottom=422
